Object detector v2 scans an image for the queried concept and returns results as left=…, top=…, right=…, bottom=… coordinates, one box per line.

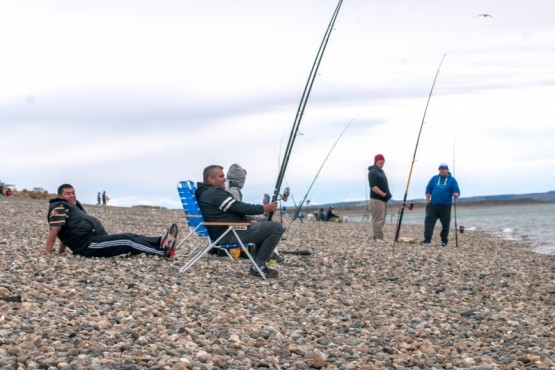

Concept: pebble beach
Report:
left=1, top=198, right=554, bottom=370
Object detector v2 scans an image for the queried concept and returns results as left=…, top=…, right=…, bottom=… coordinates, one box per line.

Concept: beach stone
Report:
left=1, top=198, right=554, bottom=369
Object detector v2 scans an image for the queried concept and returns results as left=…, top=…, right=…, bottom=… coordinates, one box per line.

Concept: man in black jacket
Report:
left=196, top=165, right=284, bottom=278
left=368, top=154, right=392, bottom=242
left=44, top=184, right=178, bottom=258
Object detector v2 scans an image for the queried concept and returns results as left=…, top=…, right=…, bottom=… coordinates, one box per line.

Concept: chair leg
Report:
left=231, top=229, right=266, bottom=280
left=179, top=243, right=215, bottom=273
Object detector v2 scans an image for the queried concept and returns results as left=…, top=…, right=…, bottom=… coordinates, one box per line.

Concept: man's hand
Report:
left=263, top=201, right=278, bottom=213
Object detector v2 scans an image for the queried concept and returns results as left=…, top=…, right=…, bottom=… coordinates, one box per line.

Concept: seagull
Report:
left=476, top=13, right=495, bottom=19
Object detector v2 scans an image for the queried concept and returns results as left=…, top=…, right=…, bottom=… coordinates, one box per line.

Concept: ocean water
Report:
left=360, top=203, right=555, bottom=255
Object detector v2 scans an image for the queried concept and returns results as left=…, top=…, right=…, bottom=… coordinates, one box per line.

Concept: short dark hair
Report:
left=203, top=165, right=223, bottom=183
left=57, top=184, right=74, bottom=195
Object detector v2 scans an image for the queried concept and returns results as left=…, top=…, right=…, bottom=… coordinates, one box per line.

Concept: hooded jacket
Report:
left=426, top=172, right=460, bottom=206
left=368, top=165, right=392, bottom=202
left=195, top=182, right=264, bottom=240
left=47, top=198, right=107, bottom=254
left=225, top=163, right=246, bottom=201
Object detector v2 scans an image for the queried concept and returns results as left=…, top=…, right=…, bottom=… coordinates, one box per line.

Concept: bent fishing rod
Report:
left=392, top=54, right=446, bottom=251
left=290, top=119, right=354, bottom=225
left=268, top=0, right=344, bottom=221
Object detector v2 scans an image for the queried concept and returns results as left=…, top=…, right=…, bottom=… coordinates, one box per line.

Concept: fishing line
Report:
left=290, top=119, right=354, bottom=224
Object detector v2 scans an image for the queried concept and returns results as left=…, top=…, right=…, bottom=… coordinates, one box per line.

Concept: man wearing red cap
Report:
left=368, top=154, right=392, bottom=242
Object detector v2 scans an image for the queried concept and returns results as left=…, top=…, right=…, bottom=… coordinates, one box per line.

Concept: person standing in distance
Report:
left=368, top=154, right=392, bottom=242
left=421, top=163, right=460, bottom=247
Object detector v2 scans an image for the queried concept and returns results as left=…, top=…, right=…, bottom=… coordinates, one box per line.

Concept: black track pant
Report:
left=80, top=233, right=165, bottom=257
left=423, top=204, right=451, bottom=244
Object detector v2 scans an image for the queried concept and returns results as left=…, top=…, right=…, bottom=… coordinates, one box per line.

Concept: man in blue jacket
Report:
left=421, top=163, right=460, bottom=246
left=196, top=165, right=284, bottom=278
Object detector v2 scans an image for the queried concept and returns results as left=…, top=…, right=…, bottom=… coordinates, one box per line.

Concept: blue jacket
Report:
left=425, top=172, right=460, bottom=206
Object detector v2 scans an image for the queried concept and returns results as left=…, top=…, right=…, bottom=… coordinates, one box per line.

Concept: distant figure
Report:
left=326, top=207, right=339, bottom=222
left=45, top=184, right=178, bottom=257
left=318, top=208, right=326, bottom=221
left=421, top=163, right=460, bottom=247
left=97, top=192, right=101, bottom=206
left=102, top=191, right=108, bottom=206
left=368, top=154, right=392, bottom=242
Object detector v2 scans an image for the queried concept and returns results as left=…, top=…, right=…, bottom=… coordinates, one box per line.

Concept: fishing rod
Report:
left=268, top=0, right=344, bottom=221
left=392, top=54, right=446, bottom=251
left=453, top=136, right=459, bottom=248
left=291, top=119, right=354, bottom=223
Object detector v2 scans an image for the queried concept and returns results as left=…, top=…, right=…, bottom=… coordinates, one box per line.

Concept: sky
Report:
left=1, top=0, right=554, bottom=209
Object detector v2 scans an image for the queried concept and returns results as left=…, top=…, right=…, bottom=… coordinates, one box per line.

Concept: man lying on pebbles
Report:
left=44, top=184, right=178, bottom=258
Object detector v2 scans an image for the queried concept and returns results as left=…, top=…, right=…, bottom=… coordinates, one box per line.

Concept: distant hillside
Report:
left=301, top=191, right=555, bottom=209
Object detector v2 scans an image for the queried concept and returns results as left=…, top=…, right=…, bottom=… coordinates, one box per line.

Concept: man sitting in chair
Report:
left=196, top=165, right=284, bottom=278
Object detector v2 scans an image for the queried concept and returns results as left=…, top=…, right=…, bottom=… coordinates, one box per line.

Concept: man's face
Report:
left=375, top=159, right=385, bottom=169
left=439, top=168, right=449, bottom=176
left=208, top=168, right=226, bottom=189
left=60, top=187, right=77, bottom=205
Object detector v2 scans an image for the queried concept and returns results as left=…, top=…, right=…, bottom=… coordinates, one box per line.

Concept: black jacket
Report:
left=47, top=199, right=107, bottom=254
left=195, top=182, right=264, bottom=240
left=368, top=165, right=392, bottom=202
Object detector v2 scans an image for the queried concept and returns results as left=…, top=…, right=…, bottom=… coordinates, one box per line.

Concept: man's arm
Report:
left=45, top=226, right=62, bottom=255
left=58, top=241, right=67, bottom=254
left=371, top=185, right=387, bottom=197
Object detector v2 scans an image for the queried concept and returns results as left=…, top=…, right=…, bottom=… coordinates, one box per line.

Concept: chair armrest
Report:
left=202, top=222, right=250, bottom=227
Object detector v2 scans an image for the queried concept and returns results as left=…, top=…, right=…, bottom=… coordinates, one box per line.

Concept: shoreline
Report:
left=1, top=198, right=554, bottom=369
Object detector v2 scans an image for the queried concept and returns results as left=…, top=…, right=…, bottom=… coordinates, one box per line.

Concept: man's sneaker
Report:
left=441, top=242, right=448, bottom=247
left=161, top=223, right=178, bottom=257
left=420, top=240, right=431, bottom=245
left=249, top=265, right=279, bottom=278
left=268, top=251, right=285, bottom=264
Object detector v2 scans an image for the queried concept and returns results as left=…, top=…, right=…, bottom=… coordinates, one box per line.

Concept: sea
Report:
left=352, top=202, right=555, bottom=255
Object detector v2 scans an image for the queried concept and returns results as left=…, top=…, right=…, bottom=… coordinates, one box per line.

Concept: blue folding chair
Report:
left=175, top=180, right=266, bottom=279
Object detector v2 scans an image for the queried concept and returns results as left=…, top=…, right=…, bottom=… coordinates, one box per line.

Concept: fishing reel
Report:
left=280, top=187, right=290, bottom=202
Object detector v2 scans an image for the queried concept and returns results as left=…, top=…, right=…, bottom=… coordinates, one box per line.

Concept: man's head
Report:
left=438, top=163, right=449, bottom=176
left=374, top=154, right=385, bottom=168
left=203, top=165, right=226, bottom=189
left=57, top=184, right=77, bottom=205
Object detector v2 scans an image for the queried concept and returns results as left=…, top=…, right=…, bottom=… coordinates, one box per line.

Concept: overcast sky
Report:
left=1, top=0, right=554, bottom=209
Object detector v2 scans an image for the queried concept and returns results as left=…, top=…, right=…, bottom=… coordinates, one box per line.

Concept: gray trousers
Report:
left=221, top=221, right=284, bottom=267
left=370, top=199, right=387, bottom=240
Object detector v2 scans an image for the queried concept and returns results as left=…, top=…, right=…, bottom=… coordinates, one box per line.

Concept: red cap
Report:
left=374, top=154, right=385, bottom=163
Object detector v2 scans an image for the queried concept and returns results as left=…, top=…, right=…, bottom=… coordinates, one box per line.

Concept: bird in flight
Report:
left=476, top=14, right=495, bottom=19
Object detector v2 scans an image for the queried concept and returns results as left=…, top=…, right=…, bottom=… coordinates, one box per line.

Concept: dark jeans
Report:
left=80, top=233, right=165, bottom=257
left=423, top=204, right=451, bottom=244
left=221, top=221, right=284, bottom=267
